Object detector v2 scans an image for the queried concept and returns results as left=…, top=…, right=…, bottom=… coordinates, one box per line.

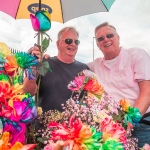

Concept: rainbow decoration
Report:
left=30, top=10, right=51, bottom=31
left=0, top=42, right=38, bottom=149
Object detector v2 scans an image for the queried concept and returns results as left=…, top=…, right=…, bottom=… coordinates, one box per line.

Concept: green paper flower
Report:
left=101, top=139, right=124, bottom=150
left=124, top=107, right=142, bottom=125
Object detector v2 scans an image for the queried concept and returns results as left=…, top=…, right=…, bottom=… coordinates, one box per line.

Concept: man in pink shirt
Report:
left=87, top=22, right=150, bottom=147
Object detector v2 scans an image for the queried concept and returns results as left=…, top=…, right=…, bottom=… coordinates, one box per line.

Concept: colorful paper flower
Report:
left=68, top=75, right=85, bottom=91
left=48, top=115, right=101, bottom=150
left=100, top=117, right=127, bottom=144
left=0, top=42, right=11, bottom=66
left=3, top=120, right=26, bottom=145
left=0, top=81, right=13, bottom=103
left=68, top=70, right=104, bottom=98
left=0, top=73, right=9, bottom=81
left=0, top=46, right=38, bottom=148
left=84, top=79, right=104, bottom=99
left=101, top=139, right=124, bottom=150
left=124, top=107, right=142, bottom=126
left=6, top=94, right=37, bottom=123
left=120, top=99, right=130, bottom=112
left=0, top=132, right=36, bottom=150
left=4, top=52, right=38, bottom=77
left=30, top=10, right=51, bottom=31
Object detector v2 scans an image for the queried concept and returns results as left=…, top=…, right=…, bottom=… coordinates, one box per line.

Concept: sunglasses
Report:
left=97, top=33, right=115, bottom=42
left=64, top=39, right=80, bottom=46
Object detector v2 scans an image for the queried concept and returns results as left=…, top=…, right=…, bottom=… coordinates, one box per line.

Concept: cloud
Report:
left=0, top=0, right=150, bottom=62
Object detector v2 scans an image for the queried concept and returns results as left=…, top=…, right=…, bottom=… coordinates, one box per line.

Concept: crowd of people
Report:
left=23, top=22, right=150, bottom=147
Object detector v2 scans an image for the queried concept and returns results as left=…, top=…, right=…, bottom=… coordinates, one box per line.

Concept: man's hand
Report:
left=23, top=77, right=37, bottom=96
left=31, top=46, right=41, bottom=62
left=43, top=54, right=50, bottom=59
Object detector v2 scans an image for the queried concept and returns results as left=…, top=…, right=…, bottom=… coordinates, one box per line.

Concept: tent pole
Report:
left=93, top=37, right=95, bottom=61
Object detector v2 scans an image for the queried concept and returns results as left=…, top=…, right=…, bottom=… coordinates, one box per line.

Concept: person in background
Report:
left=87, top=22, right=150, bottom=147
left=39, top=26, right=89, bottom=112
left=24, top=27, right=89, bottom=113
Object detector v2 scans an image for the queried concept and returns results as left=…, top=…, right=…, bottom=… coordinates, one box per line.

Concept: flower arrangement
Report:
left=35, top=70, right=149, bottom=150
left=0, top=42, right=150, bottom=150
left=0, top=42, right=37, bottom=149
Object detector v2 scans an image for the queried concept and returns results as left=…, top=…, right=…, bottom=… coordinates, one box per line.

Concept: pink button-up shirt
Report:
left=88, top=47, right=150, bottom=113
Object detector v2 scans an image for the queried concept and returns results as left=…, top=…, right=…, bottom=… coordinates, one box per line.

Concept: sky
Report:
left=0, top=0, right=150, bottom=63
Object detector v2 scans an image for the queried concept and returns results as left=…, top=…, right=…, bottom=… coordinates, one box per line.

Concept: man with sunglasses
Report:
left=38, top=27, right=89, bottom=113
left=87, top=22, right=150, bottom=147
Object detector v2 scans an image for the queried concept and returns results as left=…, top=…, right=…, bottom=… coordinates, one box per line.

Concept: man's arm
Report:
left=134, top=80, right=150, bottom=116
left=23, top=77, right=38, bottom=96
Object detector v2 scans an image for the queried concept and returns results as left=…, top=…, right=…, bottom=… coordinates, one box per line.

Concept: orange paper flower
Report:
left=84, top=79, right=104, bottom=98
left=120, top=99, right=130, bottom=112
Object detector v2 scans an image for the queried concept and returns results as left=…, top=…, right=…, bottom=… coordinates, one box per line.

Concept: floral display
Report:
left=35, top=69, right=149, bottom=150
left=0, top=42, right=150, bottom=150
left=0, top=42, right=38, bottom=149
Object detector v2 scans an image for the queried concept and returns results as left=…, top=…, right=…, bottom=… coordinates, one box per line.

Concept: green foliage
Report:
left=42, top=37, right=50, bottom=52
left=37, top=137, right=48, bottom=144
left=112, top=109, right=125, bottom=123
left=37, top=61, right=52, bottom=76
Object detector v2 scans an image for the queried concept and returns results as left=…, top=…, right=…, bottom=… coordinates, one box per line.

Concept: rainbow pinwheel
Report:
left=30, top=10, right=51, bottom=31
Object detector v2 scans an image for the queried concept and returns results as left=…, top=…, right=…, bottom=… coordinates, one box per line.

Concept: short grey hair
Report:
left=57, top=27, right=79, bottom=40
left=95, top=22, right=117, bottom=35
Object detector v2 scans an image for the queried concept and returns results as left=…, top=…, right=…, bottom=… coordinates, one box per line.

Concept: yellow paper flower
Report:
left=0, top=42, right=11, bottom=57
left=37, top=107, right=43, bottom=115
left=93, top=111, right=111, bottom=123
left=120, top=99, right=130, bottom=112
left=10, top=142, right=23, bottom=150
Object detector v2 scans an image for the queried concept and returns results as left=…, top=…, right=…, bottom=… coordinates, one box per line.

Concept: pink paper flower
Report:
left=101, top=117, right=127, bottom=144
left=143, top=144, right=150, bottom=150
left=68, top=75, right=85, bottom=91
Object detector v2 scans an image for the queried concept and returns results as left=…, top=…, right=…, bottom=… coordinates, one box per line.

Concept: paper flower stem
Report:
left=36, top=75, right=41, bottom=107
left=80, top=91, right=87, bottom=105
left=36, top=31, right=43, bottom=107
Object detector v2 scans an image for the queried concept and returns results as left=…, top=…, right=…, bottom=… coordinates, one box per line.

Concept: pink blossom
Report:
left=101, top=117, right=127, bottom=143
left=44, top=144, right=54, bottom=150
left=44, top=140, right=56, bottom=150
left=143, top=144, right=150, bottom=150
left=68, top=75, right=85, bottom=91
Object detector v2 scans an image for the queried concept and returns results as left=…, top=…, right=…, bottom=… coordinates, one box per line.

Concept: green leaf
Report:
left=37, top=136, right=48, bottom=143
left=42, top=37, right=50, bottom=51
left=37, top=61, right=52, bottom=76
left=112, top=109, right=125, bottom=122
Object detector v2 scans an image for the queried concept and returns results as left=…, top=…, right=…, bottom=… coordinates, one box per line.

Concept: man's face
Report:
left=95, top=26, right=120, bottom=60
left=57, top=30, right=79, bottom=59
